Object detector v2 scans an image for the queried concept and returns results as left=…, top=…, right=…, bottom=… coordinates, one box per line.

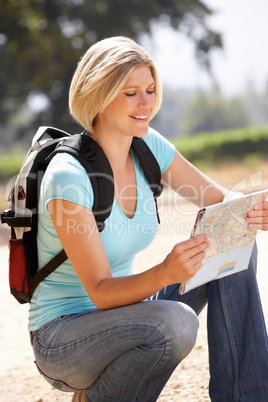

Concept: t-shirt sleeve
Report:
left=41, top=130, right=174, bottom=211
left=143, top=127, right=175, bottom=174
left=41, top=153, right=94, bottom=212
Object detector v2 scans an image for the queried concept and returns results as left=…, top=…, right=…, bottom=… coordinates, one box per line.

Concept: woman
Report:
left=29, top=36, right=268, bottom=401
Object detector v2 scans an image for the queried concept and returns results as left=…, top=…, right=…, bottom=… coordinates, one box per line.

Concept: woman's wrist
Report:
left=223, top=190, right=244, bottom=203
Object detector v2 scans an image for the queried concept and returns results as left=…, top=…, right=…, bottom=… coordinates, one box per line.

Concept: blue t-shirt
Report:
left=28, top=128, right=175, bottom=331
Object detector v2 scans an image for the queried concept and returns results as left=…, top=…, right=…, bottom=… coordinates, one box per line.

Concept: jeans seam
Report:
left=152, top=285, right=180, bottom=301
left=218, top=279, right=239, bottom=402
left=135, top=324, right=168, bottom=401
left=164, top=285, right=181, bottom=300
left=35, top=315, right=70, bottom=341
left=34, top=360, right=80, bottom=392
left=34, top=322, right=165, bottom=395
left=34, top=319, right=166, bottom=353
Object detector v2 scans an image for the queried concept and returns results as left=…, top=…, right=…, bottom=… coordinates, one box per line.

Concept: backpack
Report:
left=1, top=126, right=163, bottom=304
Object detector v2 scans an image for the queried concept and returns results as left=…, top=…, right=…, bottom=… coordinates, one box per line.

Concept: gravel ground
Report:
left=0, top=165, right=267, bottom=401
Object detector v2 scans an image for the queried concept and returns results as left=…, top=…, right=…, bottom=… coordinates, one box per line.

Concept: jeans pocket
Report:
left=34, top=315, right=71, bottom=348
left=34, top=361, right=78, bottom=392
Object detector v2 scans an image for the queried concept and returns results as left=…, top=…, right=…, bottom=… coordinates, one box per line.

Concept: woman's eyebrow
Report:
left=123, top=82, right=155, bottom=89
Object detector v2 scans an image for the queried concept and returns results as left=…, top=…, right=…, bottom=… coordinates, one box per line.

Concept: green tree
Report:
left=244, top=82, right=268, bottom=126
left=181, top=93, right=250, bottom=134
left=0, top=0, right=222, bottom=143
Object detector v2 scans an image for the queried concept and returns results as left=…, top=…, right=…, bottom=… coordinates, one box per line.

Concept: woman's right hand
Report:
left=158, top=235, right=210, bottom=286
left=48, top=198, right=210, bottom=309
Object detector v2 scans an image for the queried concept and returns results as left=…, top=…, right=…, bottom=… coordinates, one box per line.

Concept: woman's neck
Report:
left=88, top=129, right=133, bottom=172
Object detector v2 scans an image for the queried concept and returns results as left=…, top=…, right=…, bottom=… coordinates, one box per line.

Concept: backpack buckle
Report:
left=153, top=183, right=163, bottom=198
left=96, top=221, right=105, bottom=232
left=1, top=209, right=12, bottom=224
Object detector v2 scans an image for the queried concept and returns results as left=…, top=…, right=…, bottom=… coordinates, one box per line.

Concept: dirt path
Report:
left=0, top=163, right=267, bottom=401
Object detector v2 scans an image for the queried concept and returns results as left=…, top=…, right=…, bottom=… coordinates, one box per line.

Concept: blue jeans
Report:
left=30, top=244, right=268, bottom=401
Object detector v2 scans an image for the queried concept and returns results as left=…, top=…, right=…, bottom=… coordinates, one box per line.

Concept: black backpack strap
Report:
left=32, top=134, right=163, bottom=295
left=131, top=137, right=163, bottom=197
left=30, top=249, right=68, bottom=296
left=1, top=210, right=32, bottom=227
left=47, top=134, right=114, bottom=231
left=131, top=137, right=163, bottom=223
left=30, top=133, right=114, bottom=296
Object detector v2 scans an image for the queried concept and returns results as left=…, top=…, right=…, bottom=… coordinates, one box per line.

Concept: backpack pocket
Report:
left=9, top=237, right=30, bottom=304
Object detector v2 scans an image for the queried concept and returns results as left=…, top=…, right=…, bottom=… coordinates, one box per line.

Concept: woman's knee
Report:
left=168, top=301, right=198, bottom=356
left=147, top=300, right=199, bottom=361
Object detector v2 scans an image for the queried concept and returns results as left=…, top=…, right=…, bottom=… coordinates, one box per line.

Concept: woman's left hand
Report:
left=246, top=200, right=268, bottom=231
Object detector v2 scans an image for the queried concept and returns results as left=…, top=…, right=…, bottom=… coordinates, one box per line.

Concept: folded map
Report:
left=179, top=189, right=268, bottom=294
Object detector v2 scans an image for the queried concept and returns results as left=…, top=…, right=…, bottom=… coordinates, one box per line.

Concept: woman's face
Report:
left=95, top=65, right=157, bottom=139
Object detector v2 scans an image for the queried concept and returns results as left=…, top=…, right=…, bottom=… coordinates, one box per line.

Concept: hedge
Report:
left=0, top=127, right=268, bottom=181
left=172, top=127, right=268, bottom=165
left=0, top=153, right=25, bottom=181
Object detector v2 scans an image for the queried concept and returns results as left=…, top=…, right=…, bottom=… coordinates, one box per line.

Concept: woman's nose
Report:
left=138, top=93, right=152, bottom=108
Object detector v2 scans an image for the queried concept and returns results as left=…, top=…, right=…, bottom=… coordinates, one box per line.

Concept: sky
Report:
left=142, top=0, right=268, bottom=96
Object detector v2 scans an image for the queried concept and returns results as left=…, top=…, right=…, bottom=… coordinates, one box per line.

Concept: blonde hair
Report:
left=69, top=36, right=162, bottom=133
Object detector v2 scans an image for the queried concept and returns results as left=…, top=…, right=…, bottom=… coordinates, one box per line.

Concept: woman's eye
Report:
left=125, top=89, right=154, bottom=97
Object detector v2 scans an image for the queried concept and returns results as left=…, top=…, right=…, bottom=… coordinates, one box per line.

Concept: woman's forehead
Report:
left=123, top=65, right=155, bottom=88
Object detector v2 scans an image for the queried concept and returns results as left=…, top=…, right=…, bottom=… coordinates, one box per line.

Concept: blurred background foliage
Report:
left=0, top=0, right=268, bottom=181
left=172, top=127, right=268, bottom=169
left=0, top=0, right=221, bottom=146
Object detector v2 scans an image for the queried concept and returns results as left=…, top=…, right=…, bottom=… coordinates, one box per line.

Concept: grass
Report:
left=171, top=126, right=268, bottom=166
left=1, top=126, right=268, bottom=212
left=0, top=153, right=25, bottom=182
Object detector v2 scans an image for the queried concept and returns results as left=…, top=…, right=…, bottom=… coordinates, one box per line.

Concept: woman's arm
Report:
left=48, top=198, right=209, bottom=310
left=162, top=149, right=227, bottom=207
left=162, top=149, right=268, bottom=231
